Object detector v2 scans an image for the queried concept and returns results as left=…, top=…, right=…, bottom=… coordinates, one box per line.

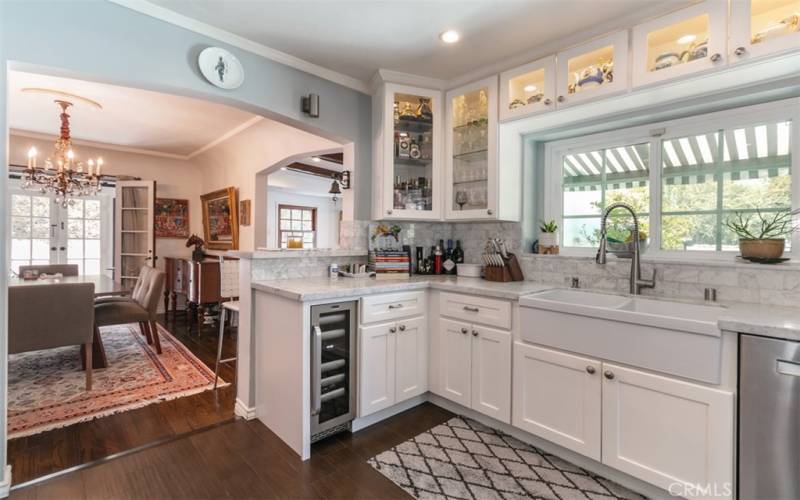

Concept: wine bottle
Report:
left=434, top=245, right=443, bottom=275
left=454, top=240, right=465, bottom=264
left=443, top=239, right=456, bottom=275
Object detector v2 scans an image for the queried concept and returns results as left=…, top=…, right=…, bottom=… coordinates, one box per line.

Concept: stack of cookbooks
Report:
left=368, top=251, right=410, bottom=279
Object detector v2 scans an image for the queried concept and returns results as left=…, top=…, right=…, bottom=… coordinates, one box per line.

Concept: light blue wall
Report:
left=0, top=0, right=8, bottom=482
left=0, top=0, right=372, bottom=477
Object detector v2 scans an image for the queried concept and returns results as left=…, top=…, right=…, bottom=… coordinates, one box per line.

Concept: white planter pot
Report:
left=539, top=233, right=558, bottom=247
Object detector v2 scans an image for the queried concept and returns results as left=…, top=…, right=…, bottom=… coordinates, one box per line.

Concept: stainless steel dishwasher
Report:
left=310, top=301, right=357, bottom=442
left=739, top=334, right=800, bottom=500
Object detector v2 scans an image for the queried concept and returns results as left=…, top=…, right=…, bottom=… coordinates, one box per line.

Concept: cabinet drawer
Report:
left=361, top=291, right=426, bottom=324
left=440, top=292, right=511, bottom=330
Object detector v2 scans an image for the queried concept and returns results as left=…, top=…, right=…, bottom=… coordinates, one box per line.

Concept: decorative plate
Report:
left=198, top=47, right=244, bottom=90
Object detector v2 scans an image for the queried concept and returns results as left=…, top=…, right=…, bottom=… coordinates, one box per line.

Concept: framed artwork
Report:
left=201, top=187, right=239, bottom=250
left=154, top=198, right=190, bottom=238
left=239, top=199, right=251, bottom=226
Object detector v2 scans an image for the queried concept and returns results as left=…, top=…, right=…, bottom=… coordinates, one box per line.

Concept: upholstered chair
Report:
left=94, top=268, right=166, bottom=354
left=94, top=266, right=148, bottom=303
left=18, top=264, right=79, bottom=277
left=9, top=282, right=95, bottom=390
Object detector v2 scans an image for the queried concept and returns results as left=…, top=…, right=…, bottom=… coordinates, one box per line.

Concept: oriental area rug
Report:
left=8, top=323, right=226, bottom=438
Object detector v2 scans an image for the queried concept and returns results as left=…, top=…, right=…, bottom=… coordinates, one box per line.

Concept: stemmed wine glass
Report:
left=455, top=191, right=468, bottom=210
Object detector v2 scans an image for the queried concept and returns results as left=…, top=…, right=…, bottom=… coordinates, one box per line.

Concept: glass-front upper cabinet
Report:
left=555, top=31, right=629, bottom=107
left=731, top=0, right=800, bottom=62
left=632, top=1, right=728, bottom=87
left=499, top=55, right=556, bottom=121
left=379, top=83, right=441, bottom=220
left=445, top=76, right=498, bottom=220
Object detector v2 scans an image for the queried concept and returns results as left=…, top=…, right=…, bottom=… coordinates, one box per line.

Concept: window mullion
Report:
left=650, top=137, right=662, bottom=252
left=715, top=129, right=724, bottom=252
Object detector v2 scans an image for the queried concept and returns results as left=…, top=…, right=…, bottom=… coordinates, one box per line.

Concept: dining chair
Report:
left=214, top=257, right=239, bottom=389
left=94, top=268, right=166, bottom=354
left=18, top=264, right=79, bottom=277
left=9, top=282, right=95, bottom=390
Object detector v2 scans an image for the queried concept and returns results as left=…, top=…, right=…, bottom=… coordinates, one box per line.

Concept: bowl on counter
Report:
left=457, top=263, right=483, bottom=278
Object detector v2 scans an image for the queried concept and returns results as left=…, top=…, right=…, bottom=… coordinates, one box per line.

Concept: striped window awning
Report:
left=563, top=121, right=791, bottom=192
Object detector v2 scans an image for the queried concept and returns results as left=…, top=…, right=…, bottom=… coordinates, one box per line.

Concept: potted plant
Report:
left=539, top=220, right=559, bottom=248
left=724, top=209, right=797, bottom=260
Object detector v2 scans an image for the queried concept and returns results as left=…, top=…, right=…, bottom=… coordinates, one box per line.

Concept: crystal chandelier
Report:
left=22, top=100, right=104, bottom=207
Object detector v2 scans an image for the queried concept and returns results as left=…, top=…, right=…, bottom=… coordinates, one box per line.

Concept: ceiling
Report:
left=8, top=71, right=259, bottom=158
left=147, top=0, right=692, bottom=83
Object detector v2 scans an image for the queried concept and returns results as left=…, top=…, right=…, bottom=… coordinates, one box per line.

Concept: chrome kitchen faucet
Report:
left=595, top=202, right=655, bottom=295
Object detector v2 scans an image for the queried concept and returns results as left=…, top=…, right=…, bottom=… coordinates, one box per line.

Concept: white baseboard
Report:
left=234, top=398, right=256, bottom=420
left=426, top=394, right=671, bottom=500
left=352, top=394, right=427, bottom=432
left=0, top=465, right=11, bottom=498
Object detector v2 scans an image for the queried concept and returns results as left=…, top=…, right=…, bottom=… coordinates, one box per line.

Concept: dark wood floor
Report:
left=11, top=402, right=454, bottom=499
left=8, top=312, right=238, bottom=486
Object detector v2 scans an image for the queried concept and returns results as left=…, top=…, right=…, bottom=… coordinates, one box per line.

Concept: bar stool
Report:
left=215, top=257, right=239, bottom=389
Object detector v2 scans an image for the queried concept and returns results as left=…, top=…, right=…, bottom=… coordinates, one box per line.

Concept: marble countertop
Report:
left=251, top=275, right=553, bottom=302
left=251, top=275, right=800, bottom=341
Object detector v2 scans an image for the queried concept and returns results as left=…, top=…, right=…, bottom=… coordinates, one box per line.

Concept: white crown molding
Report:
left=374, top=69, right=447, bottom=91
left=11, top=115, right=264, bottom=161
left=108, top=0, right=371, bottom=95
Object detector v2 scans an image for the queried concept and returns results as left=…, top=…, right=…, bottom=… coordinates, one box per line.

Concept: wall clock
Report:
left=198, top=47, right=244, bottom=90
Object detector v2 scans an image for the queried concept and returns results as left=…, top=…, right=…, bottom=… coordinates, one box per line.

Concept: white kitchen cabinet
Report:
left=358, top=322, right=396, bottom=416
left=372, top=82, right=442, bottom=221
left=499, top=55, right=557, bottom=122
left=601, top=363, right=734, bottom=498
left=555, top=31, right=629, bottom=107
left=358, top=315, right=428, bottom=418
left=632, top=1, right=728, bottom=88
left=440, top=317, right=472, bottom=407
left=512, top=342, right=602, bottom=461
left=438, top=317, right=512, bottom=423
left=730, top=0, right=800, bottom=63
left=471, top=325, right=512, bottom=422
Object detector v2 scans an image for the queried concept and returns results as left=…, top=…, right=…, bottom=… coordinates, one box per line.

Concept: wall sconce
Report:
left=339, top=170, right=351, bottom=189
left=302, top=93, right=320, bottom=118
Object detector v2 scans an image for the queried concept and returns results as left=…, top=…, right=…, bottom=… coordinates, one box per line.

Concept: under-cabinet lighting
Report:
left=523, top=85, right=538, bottom=92
left=440, top=30, right=460, bottom=44
left=663, top=140, right=681, bottom=167
left=677, top=34, right=697, bottom=44
left=777, top=121, right=790, bottom=156
left=695, top=134, right=714, bottom=164
left=754, top=125, right=769, bottom=158
left=678, top=137, right=697, bottom=165
left=734, top=128, right=749, bottom=160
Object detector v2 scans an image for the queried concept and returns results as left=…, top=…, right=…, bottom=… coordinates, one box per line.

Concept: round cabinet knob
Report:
left=461, top=327, right=468, bottom=334
left=472, top=330, right=479, bottom=337
left=487, top=209, right=494, bottom=216
left=389, top=327, right=397, bottom=333
left=543, top=98, right=552, bottom=106
left=557, top=95, right=565, bottom=103
left=386, top=209, right=393, bottom=215
left=604, top=370, right=615, bottom=380
left=586, top=366, right=596, bottom=375
left=399, top=325, right=406, bottom=331
left=734, top=46, right=747, bottom=56
left=710, top=53, right=722, bottom=62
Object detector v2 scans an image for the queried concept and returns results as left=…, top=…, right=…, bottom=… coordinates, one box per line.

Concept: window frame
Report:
left=544, top=98, right=800, bottom=260
left=277, top=204, right=317, bottom=249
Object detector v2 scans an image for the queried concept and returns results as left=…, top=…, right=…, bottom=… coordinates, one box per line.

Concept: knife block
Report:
left=484, top=265, right=512, bottom=282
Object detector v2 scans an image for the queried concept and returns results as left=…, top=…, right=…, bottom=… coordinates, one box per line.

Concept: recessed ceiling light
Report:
left=312, top=156, right=321, bottom=162
left=281, top=166, right=288, bottom=171
left=677, top=34, right=696, bottom=44
left=523, top=85, right=538, bottom=92
left=440, top=30, right=460, bottom=44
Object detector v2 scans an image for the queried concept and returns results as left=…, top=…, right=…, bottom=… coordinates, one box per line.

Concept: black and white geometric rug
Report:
left=368, top=417, right=646, bottom=500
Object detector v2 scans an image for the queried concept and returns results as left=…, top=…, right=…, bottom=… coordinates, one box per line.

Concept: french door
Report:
left=114, top=180, right=155, bottom=290
left=9, top=191, right=107, bottom=275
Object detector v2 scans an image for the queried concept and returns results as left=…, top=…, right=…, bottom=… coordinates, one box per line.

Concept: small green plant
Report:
left=724, top=209, right=798, bottom=240
left=539, top=220, right=558, bottom=233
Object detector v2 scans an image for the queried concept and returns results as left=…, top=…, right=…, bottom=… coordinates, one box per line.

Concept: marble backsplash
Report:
left=250, top=255, right=365, bottom=281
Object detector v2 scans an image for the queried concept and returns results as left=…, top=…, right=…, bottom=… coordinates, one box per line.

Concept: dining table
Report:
left=9, top=274, right=129, bottom=369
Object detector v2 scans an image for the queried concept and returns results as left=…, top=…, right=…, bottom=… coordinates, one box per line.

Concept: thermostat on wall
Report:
left=198, top=47, right=244, bottom=90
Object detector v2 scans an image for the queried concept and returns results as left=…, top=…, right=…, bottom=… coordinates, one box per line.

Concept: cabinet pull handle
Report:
left=557, top=95, right=565, bottom=103
left=586, top=366, right=596, bottom=374
left=710, top=53, right=722, bottom=62
left=388, top=304, right=403, bottom=309
left=399, top=325, right=406, bottom=331
left=734, top=46, right=746, bottom=56
left=389, top=326, right=397, bottom=333
left=472, top=330, right=478, bottom=337
left=460, top=327, right=468, bottom=334
left=463, top=306, right=479, bottom=312
left=543, top=98, right=552, bottom=106
left=604, top=370, right=615, bottom=380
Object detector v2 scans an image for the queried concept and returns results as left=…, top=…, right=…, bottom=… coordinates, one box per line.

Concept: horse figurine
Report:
left=186, top=234, right=206, bottom=261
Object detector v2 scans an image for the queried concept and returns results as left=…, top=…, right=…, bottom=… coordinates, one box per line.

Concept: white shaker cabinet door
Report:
left=471, top=325, right=512, bottom=423
left=358, top=323, right=396, bottom=417
left=602, top=363, right=734, bottom=499
left=512, top=342, right=602, bottom=461
left=394, top=315, right=427, bottom=403
left=439, top=317, right=472, bottom=408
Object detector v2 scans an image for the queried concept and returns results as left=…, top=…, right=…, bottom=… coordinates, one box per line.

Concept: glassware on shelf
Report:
left=455, top=191, right=468, bottom=210
left=415, top=98, right=433, bottom=122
